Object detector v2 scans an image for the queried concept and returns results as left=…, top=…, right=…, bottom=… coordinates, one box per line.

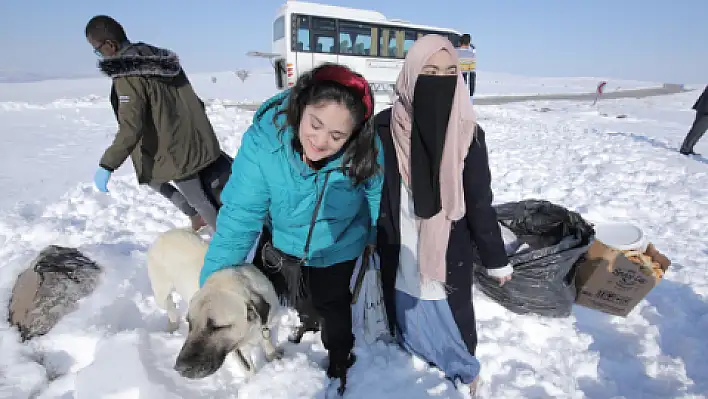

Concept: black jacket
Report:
left=693, top=85, right=708, bottom=115
left=374, top=108, right=509, bottom=334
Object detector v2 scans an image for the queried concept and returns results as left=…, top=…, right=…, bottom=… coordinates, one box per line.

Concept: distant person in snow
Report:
left=85, top=15, right=229, bottom=231
left=679, top=85, right=708, bottom=156
left=456, top=33, right=477, bottom=99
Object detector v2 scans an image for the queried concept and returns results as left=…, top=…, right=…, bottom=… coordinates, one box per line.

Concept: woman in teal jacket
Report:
left=199, top=63, right=383, bottom=385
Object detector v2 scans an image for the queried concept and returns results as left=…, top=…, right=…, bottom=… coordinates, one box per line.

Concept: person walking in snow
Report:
left=679, top=85, right=708, bottom=156
left=373, top=34, right=512, bottom=397
left=456, top=33, right=477, bottom=99
left=199, top=63, right=383, bottom=388
left=85, top=15, right=228, bottom=231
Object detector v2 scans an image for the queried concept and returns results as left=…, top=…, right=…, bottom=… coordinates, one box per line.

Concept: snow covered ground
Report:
left=0, top=70, right=667, bottom=214
left=0, top=69, right=660, bottom=105
left=0, top=70, right=706, bottom=398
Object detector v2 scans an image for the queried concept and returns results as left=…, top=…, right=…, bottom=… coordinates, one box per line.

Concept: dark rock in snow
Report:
left=8, top=245, right=103, bottom=341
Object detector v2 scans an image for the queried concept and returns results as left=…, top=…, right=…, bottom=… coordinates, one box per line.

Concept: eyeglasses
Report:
left=93, top=40, right=108, bottom=57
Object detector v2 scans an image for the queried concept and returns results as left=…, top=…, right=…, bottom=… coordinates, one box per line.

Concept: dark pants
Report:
left=462, top=71, right=476, bottom=98
left=147, top=153, right=232, bottom=229
left=304, top=259, right=356, bottom=352
left=148, top=180, right=200, bottom=218
left=253, top=228, right=356, bottom=354
left=165, top=176, right=220, bottom=228
left=680, top=114, right=708, bottom=154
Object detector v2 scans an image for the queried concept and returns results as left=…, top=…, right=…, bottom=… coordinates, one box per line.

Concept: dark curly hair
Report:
left=266, top=63, right=379, bottom=186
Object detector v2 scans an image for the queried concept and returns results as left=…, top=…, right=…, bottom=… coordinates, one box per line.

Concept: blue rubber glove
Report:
left=94, top=167, right=112, bottom=192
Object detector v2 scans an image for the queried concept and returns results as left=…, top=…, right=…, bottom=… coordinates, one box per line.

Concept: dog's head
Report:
left=174, top=272, right=269, bottom=379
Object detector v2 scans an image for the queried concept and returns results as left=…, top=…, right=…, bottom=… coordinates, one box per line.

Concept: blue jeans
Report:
left=394, top=289, right=481, bottom=384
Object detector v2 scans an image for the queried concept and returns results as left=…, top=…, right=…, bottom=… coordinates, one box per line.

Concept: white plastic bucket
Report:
left=593, top=222, right=648, bottom=252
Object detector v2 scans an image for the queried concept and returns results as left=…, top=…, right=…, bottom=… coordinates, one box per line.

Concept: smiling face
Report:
left=420, top=49, right=458, bottom=76
left=298, top=100, right=355, bottom=162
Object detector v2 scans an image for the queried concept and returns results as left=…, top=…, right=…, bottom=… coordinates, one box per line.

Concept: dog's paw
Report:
left=266, top=347, right=285, bottom=361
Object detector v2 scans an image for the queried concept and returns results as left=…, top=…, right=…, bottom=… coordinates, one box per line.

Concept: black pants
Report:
left=304, top=259, right=356, bottom=352
left=680, top=114, right=708, bottom=154
left=253, top=228, right=356, bottom=353
left=462, top=71, right=476, bottom=98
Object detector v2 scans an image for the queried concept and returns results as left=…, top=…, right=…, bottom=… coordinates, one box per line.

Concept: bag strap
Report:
left=351, top=246, right=373, bottom=304
left=300, top=172, right=331, bottom=264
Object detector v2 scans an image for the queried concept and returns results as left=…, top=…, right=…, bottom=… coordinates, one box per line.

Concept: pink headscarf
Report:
left=390, top=34, right=477, bottom=283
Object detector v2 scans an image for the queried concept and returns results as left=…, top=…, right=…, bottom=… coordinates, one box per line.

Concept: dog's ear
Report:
left=246, top=293, right=270, bottom=323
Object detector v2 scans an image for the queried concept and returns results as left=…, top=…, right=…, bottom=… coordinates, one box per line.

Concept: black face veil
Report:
left=409, top=74, right=457, bottom=219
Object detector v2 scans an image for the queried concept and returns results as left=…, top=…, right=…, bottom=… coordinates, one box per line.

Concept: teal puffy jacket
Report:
left=199, top=90, right=384, bottom=287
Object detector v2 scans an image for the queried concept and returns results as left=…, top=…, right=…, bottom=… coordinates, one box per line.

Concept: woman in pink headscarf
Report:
left=373, top=34, right=513, bottom=395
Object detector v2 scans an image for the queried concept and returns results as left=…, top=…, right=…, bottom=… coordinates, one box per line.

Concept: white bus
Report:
left=249, top=1, right=461, bottom=100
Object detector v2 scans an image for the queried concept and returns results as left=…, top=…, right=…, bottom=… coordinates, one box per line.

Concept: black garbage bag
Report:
left=473, top=199, right=595, bottom=318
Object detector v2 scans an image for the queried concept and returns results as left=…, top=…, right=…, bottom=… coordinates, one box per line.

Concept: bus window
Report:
left=294, top=15, right=311, bottom=52
left=338, top=22, right=374, bottom=56
left=274, top=16, right=285, bottom=41
left=418, top=31, right=429, bottom=38
left=316, top=36, right=335, bottom=53
left=416, top=30, right=459, bottom=47
left=379, top=28, right=404, bottom=58
left=312, top=17, right=337, bottom=54
left=403, top=30, right=417, bottom=57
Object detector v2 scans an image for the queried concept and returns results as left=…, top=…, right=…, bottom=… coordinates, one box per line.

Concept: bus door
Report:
left=274, top=58, right=287, bottom=89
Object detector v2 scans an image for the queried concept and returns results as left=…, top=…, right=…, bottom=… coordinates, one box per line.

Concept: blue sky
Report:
left=0, top=0, right=705, bottom=83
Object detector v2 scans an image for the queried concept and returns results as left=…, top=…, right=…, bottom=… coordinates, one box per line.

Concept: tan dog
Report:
left=146, top=228, right=282, bottom=378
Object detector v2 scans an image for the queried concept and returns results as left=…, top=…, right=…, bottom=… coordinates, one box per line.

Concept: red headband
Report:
left=313, top=65, right=373, bottom=120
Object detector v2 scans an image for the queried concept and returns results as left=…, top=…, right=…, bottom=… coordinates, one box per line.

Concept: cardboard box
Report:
left=574, top=240, right=671, bottom=317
